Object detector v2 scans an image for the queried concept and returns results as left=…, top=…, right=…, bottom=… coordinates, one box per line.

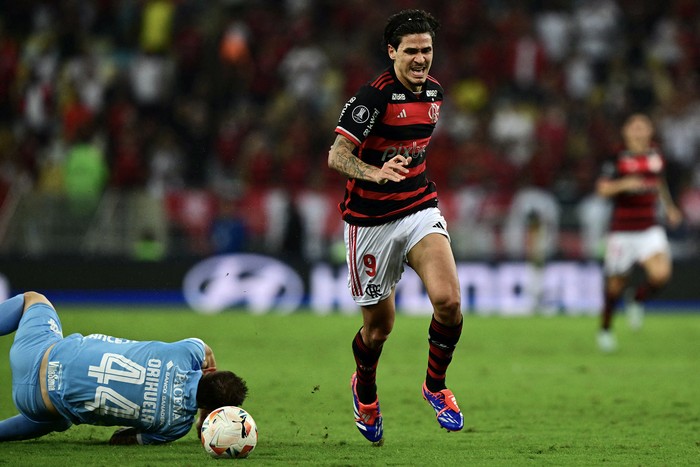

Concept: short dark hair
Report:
left=383, top=9, right=440, bottom=50
left=196, top=370, right=248, bottom=411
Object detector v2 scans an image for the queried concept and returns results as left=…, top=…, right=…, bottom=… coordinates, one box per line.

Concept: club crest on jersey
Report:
left=352, top=105, right=370, bottom=124
left=428, top=103, right=440, bottom=124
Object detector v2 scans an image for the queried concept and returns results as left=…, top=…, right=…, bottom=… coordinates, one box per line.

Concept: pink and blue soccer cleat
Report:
left=351, top=373, right=383, bottom=443
left=422, top=383, right=464, bottom=431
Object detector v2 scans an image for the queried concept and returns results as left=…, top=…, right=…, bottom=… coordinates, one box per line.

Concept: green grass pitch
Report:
left=1, top=307, right=699, bottom=465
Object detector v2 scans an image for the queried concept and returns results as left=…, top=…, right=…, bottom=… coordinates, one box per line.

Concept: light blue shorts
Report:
left=10, top=303, right=64, bottom=422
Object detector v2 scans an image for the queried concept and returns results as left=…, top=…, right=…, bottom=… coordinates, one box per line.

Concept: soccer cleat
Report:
left=625, top=291, right=644, bottom=332
left=422, top=383, right=464, bottom=432
left=351, top=373, right=383, bottom=443
left=597, top=330, right=617, bottom=353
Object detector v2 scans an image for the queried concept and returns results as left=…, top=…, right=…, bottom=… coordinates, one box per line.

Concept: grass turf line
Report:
left=1, top=308, right=699, bottom=466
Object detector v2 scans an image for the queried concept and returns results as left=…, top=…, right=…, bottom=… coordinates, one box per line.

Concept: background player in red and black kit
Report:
left=595, top=113, right=683, bottom=352
left=327, top=10, right=463, bottom=443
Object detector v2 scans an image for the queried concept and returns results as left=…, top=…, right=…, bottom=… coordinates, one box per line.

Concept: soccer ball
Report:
left=201, top=406, right=258, bottom=459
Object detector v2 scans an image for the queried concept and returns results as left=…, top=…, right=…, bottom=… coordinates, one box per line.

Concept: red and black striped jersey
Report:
left=334, top=67, right=443, bottom=226
left=600, top=146, right=666, bottom=232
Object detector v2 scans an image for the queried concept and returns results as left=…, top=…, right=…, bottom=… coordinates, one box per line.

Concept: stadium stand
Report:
left=0, top=1, right=698, bottom=261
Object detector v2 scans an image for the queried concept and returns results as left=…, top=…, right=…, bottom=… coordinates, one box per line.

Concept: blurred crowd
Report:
left=0, top=0, right=699, bottom=260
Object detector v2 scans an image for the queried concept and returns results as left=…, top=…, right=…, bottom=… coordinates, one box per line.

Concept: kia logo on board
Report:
left=183, top=254, right=304, bottom=314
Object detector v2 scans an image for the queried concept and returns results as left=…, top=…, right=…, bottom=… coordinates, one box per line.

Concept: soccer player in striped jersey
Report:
left=595, top=113, right=683, bottom=352
left=0, top=291, right=248, bottom=445
left=328, top=9, right=463, bottom=443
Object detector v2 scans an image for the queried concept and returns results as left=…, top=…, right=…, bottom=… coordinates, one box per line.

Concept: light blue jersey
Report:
left=45, top=334, right=205, bottom=444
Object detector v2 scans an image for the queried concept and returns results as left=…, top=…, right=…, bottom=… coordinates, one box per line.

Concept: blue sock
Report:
left=0, top=414, right=71, bottom=441
left=0, top=294, right=25, bottom=336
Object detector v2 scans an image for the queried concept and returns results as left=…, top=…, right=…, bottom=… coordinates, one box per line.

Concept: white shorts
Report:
left=604, top=226, right=670, bottom=276
left=344, top=207, right=450, bottom=306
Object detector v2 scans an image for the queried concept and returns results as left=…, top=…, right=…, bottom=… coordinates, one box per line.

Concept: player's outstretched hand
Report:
left=376, top=155, right=412, bottom=184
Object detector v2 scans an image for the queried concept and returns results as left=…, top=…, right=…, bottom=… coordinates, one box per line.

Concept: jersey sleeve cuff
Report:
left=335, top=127, right=361, bottom=146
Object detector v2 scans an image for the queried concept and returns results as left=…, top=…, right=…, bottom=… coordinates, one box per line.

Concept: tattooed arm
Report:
left=328, top=134, right=411, bottom=185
